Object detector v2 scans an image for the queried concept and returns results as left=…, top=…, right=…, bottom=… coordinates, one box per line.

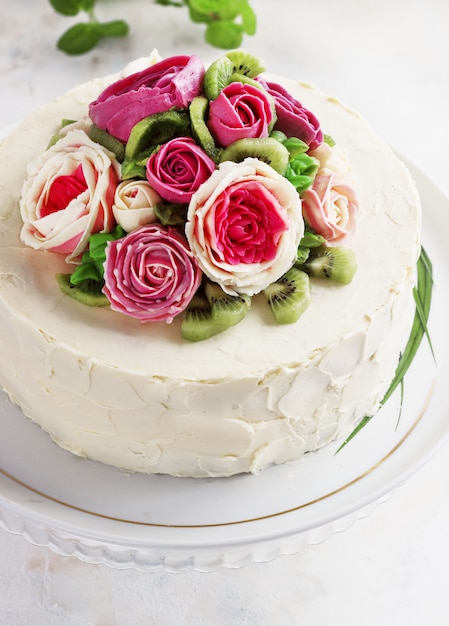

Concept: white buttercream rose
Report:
left=20, top=129, right=120, bottom=262
left=112, top=180, right=161, bottom=232
left=185, top=158, right=304, bottom=296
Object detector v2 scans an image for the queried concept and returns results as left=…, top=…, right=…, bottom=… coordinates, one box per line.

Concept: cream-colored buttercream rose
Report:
left=112, top=180, right=161, bottom=232
left=185, top=158, right=304, bottom=296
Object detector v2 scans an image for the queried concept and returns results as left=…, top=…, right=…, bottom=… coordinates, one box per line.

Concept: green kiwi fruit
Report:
left=263, top=266, right=311, bottom=324
left=189, top=96, right=222, bottom=162
left=203, top=55, right=235, bottom=101
left=56, top=274, right=110, bottom=307
left=181, top=293, right=216, bottom=342
left=219, top=137, right=290, bottom=175
left=302, top=245, right=357, bottom=284
left=181, top=281, right=251, bottom=342
left=225, top=50, right=265, bottom=78
left=125, top=110, right=191, bottom=161
left=89, top=124, right=125, bottom=163
left=205, top=281, right=251, bottom=327
left=203, top=51, right=265, bottom=101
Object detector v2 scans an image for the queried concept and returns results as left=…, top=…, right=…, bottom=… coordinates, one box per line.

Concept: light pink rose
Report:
left=185, top=158, right=304, bottom=296
left=103, top=224, right=202, bottom=323
left=146, top=137, right=216, bottom=204
left=207, top=81, right=275, bottom=148
left=301, top=169, right=358, bottom=242
left=20, top=129, right=119, bottom=262
left=260, top=79, right=323, bottom=150
left=89, top=55, right=205, bottom=143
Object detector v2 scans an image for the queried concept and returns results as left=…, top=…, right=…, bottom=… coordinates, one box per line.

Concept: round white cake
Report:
left=0, top=51, right=420, bottom=477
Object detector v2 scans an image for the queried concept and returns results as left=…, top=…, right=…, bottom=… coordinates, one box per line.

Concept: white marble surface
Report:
left=1, top=0, right=449, bottom=623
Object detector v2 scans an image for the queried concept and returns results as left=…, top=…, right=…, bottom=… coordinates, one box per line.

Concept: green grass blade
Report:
left=336, top=245, right=433, bottom=453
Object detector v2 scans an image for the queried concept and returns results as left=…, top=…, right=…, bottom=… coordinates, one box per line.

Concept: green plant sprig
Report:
left=336, top=245, right=434, bottom=453
left=49, top=0, right=257, bottom=55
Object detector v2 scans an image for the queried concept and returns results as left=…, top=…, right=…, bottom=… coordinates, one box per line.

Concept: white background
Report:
left=1, top=0, right=449, bottom=623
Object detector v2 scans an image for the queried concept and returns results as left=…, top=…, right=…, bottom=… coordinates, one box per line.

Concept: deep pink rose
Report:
left=146, top=137, right=216, bottom=204
left=301, top=170, right=358, bottom=242
left=89, top=55, right=205, bottom=143
left=103, top=224, right=202, bottom=323
left=207, top=82, right=275, bottom=148
left=20, top=130, right=119, bottom=262
left=260, top=80, right=323, bottom=150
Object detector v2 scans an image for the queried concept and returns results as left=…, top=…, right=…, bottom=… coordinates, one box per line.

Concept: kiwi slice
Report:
left=203, top=51, right=265, bottom=101
left=125, top=110, right=190, bottom=162
left=302, top=245, right=357, bottom=284
left=219, top=137, right=290, bottom=175
left=89, top=124, right=125, bottom=163
left=189, top=97, right=222, bottom=162
left=181, top=281, right=251, bottom=342
left=56, top=273, right=110, bottom=307
left=203, top=55, right=235, bottom=101
left=181, top=294, right=216, bottom=342
left=225, top=50, right=265, bottom=78
left=205, top=281, right=251, bottom=327
left=263, top=266, right=311, bottom=324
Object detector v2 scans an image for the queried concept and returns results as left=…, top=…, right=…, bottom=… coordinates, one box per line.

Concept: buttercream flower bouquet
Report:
left=19, top=50, right=359, bottom=341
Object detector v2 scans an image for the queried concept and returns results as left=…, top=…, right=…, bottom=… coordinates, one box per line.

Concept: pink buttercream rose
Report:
left=301, top=169, right=358, bottom=242
left=20, top=129, right=119, bottom=262
left=260, top=80, right=323, bottom=150
left=103, top=224, right=202, bottom=323
left=89, top=55, right=205, bottom=143
left=207, top=82, right=275, bottom=148
left=185, top=158, right=303, bottom=296
left=146, top=137, right=216, bottom=204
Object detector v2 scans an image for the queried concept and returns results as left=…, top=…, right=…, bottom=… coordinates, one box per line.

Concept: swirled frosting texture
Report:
left=0, top=59, right=420, bottom=477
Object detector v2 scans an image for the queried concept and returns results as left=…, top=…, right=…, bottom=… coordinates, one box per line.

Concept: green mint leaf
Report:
left=240, top=0, right=257, bottom=35
left=49, top=0, right=84, bottom=17
left=96, top=19, right=130, bottom=38
left=79, top=0, right=96, bottom=11
left=155, top=0, right=185, bottom=6
left=57, top=22, right=101, bottom=55
left=205, top=20, right=243, bottom=48
left=187, top=7, right=213, bottom=24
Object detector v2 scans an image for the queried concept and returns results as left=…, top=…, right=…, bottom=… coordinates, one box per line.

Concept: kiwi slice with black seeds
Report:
left=302, top=246, right=357, bottom=284
left=219, top=137, right=290, bottom=175
left=181, top=281, right=251, bottom=342
left=263, top=266, right=311, bottom=324
left=205, top=281, right=251, bottom=328
left=225, top=50, right=265, bottom=78
left=181, top=293, right=216, bottom=342
left=56, top=274, right=110, bottom=307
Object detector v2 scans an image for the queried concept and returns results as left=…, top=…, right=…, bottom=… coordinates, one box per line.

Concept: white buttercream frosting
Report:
left=0, top=61, right=421, bottom=477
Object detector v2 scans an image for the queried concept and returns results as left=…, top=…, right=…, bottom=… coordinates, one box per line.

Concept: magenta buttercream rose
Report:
left=302, top=170, right=358, bottom=242
left=207, top=82, right=275, bottom=148
left=103, top=224, right=202, bottom=322
left=20, top=129, right=119, bottom=262
left=260, top=80, right=323, bottom=150
left=185, top=158, right=304, bottom=296
left=89, top=55, right=205, bottom=143
left=146, top=137, right=216, bottom=204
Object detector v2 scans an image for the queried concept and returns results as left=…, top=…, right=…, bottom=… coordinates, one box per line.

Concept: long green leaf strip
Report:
left=337, top=245, right=433, bottom=452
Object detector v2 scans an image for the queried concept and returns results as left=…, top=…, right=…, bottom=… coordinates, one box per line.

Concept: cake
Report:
left=0, top=50, right=421, bottom=478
